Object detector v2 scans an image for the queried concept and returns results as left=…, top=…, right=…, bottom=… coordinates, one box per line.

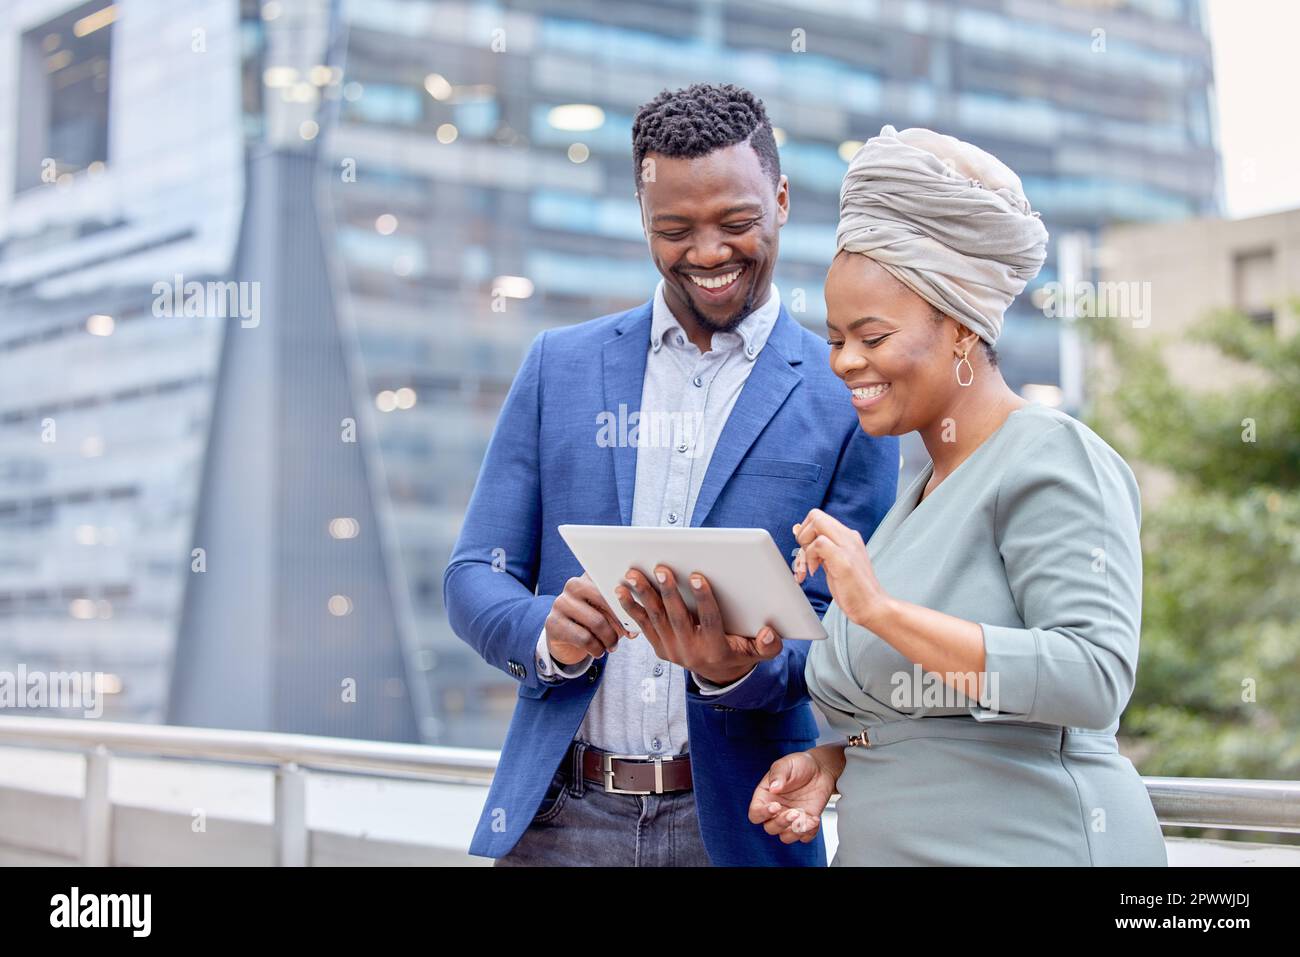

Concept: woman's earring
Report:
left=955, top=347, right=974, bottom=387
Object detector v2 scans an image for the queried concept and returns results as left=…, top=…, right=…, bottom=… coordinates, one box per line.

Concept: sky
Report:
left=1205, top=0, right=1300, bottom=219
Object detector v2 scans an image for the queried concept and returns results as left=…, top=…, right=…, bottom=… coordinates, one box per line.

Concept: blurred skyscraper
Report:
left=0, top=0, right=1219, bottom=746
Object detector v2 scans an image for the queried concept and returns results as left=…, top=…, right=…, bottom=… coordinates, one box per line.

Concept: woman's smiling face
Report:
left=824, top=251, right=966, bottom=437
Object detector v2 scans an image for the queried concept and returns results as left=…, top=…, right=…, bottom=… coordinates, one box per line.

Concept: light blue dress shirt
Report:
left=535, top=280, right=781, bottom=755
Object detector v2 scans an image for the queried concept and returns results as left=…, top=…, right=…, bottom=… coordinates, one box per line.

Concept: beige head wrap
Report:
left=835, top=125, right=1048, bottom=344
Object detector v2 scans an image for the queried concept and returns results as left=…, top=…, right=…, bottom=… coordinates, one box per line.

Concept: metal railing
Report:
left=0, top=716, right=497, bottom=866
left=1143, top=776, right=1300, bottom=834
left=0, top=715, right=1297, bottom=865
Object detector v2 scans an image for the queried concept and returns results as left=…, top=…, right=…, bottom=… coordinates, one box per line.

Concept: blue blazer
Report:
left=443, top=300, right=898, bottom=866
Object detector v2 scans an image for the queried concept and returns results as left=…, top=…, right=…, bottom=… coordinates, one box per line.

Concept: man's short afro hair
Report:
left=631, top=83, right=781, bottom=191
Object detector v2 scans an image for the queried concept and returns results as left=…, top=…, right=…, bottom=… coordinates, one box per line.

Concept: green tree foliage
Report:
left=1085, top=304, right=1300, bottom=782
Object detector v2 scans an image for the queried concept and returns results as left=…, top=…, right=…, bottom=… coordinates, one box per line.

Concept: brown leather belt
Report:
left=566, top=742, right=693, bottom=795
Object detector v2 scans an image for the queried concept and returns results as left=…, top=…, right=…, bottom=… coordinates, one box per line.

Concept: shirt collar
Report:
left=650, top=279, right=781, bottom=361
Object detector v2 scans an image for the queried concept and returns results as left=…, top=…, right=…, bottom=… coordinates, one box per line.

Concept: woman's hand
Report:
left=748, top=747, right=842, bottom=844
left=794, top=508, right=891, bottom=631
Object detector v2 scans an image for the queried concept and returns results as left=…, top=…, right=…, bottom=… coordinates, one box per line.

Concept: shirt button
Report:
left=667, top=512, right=679, bottom=524
left=653, top=663, right=664, bottom=677
left=693, top=376, right=703, bottom=387
left=746, top=345, right=757, bottom=358
left=651, top=738, right=662, bottom=752
left=676, top=443, right=689, bottom=454
left=676, top=334, right=684, bottom=346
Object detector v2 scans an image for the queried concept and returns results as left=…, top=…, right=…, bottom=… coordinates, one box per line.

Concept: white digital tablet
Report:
left=557, top=525, right=828, bottom=641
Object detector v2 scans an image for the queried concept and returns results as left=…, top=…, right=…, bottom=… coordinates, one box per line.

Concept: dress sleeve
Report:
left=969, top=421, right=1144, bottom=731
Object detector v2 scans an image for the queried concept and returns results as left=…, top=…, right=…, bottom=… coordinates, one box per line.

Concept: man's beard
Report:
left=679, top=270, right=759, bottom=334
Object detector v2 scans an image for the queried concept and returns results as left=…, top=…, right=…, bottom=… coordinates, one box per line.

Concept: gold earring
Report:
left=955, top=347, right=974, bottom=387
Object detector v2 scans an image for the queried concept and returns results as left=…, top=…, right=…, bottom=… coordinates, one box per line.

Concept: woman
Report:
left=748, top=126, right=1166, bottom=865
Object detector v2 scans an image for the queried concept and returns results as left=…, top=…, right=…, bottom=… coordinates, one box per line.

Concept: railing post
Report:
left=274, top=762, right=308, bottom=866
left=81, top=745, right=111, bottom=866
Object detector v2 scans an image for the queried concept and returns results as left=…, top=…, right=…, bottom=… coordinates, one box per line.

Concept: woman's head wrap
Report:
left=835, top=125, right=1048, bottom=344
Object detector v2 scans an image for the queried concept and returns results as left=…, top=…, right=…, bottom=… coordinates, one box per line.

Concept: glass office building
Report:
left=0, top=0, right=1219, bottom=746
left=0, top=0, right=244, bottom=725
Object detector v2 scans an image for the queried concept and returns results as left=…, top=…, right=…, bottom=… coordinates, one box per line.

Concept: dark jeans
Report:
left=493, top=751, right=712, bottom=867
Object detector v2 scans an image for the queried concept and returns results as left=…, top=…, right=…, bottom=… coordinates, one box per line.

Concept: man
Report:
left=443, top=83, right=898, bottom=866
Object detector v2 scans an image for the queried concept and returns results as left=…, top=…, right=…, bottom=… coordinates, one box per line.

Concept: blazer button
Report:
left=587, top=663, right=600, bottom=683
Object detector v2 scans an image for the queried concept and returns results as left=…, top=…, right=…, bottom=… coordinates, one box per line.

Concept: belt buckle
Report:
left=601, top=752, right=661, bottom=795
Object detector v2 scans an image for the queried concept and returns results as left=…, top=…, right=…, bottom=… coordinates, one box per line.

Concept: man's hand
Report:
left=748, top=747, right=842, bottom=844
left=614, top=565, right=782, bottom=685
left=545, top=574, right=632, bottom=666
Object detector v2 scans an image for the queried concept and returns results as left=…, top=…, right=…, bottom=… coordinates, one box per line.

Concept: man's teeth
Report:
left=689, top=269, right=742, bottom=290
left=852, top=384, right=890, bottom=399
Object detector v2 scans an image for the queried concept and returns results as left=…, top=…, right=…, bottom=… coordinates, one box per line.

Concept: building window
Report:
left=14, top=2, right=115, bottom=194
left=1233, top=248, right=1277, bottom=327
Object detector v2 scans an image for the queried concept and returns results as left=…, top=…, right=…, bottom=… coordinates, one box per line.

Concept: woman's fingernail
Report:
left=690, top=576, right=703, bottom=590
left=770, top=778, right=782, bottom=791
left=655, top=570, right=667, bottom=584
left=761, top=629, right=774, bottom=645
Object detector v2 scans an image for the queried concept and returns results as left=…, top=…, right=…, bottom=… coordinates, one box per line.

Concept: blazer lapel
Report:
left=690, top=307, right=804, bottom=527
left=602, top=305, right=653, bottom=526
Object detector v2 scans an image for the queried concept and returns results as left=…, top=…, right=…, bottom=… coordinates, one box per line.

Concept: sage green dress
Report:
left=807, top=403, right=1167, bottom=866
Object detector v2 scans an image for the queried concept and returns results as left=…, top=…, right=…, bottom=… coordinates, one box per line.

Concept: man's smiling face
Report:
left=639, top=141, right=789, bottom=334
